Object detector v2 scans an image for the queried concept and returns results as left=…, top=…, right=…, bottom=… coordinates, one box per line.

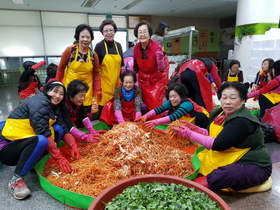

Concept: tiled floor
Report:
left=1, top=86, right=280, bottom=210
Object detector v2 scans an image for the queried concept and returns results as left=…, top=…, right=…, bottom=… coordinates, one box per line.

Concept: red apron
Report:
left=100, top=100, right=136, bottom=126
left=137, top=58, right=166, bottom=111
left=19, top=79, right=38, bottom=99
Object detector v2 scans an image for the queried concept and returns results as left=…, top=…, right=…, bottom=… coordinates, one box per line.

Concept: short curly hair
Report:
left=99, top=19, right=117, bottom=35
left=74, top=24, right=94, bottom=41
left=134, top=20, right=153, bottom=38
left=217, top=82, right=247, bottom=102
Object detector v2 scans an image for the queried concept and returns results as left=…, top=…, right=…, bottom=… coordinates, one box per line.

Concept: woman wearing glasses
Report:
left=94, top=19, right=124, bottom=115
left=133, top=20, right=168, bottom=118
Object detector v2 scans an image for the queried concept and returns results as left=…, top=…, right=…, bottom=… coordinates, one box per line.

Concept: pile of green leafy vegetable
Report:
left=105, top=182, right=222, bottom=210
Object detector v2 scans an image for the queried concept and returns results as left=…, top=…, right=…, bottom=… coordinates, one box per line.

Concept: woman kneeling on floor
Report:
left=171, top=82, right=272, bottom=192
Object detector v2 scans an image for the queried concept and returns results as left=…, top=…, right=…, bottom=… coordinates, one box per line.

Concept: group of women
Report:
left=0, top=18, right=275, bottom=201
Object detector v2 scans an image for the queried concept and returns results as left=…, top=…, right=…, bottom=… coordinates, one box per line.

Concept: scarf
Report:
left=213, top=112, right=230, bottom=125
left=122, top=86, right=134, bottom=101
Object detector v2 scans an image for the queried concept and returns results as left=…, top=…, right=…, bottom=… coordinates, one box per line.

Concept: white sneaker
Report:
left=8, top=178, right=31, bottom=200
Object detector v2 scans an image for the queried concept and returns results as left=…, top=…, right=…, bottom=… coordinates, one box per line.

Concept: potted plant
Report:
left=236, top=26, right=256, bottom=45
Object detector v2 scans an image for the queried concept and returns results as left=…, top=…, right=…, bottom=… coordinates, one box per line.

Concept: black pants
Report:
left=0, top=135, right=48, bottom=176
left=181, top=70, right=206, bottom=109
left=259, top=94, right=277, bottom=118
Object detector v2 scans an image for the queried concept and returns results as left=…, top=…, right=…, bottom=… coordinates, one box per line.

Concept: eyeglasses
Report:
left=103, top=29, right=115, bottom=34
left=138, top=31, right=149, bottom=35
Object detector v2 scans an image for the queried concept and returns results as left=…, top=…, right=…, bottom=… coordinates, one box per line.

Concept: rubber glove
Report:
left=135, top=111, right=142, bottom=119
left=247, top=90, right=259, bottom=99
left=31, top=61, right=46, bottom=71
left=63, top=133, right=81, bottom=160
left=115, top=110, right=126, bottom=124
left=134, top=109, right=156, bottom=123
left=179, top=120, right=208, bottom=135
left=94, top=79, right=102, bottom=102
left=172, top=126, right=214, bottom=149
left=71, top=127, right=100, bottom=143
left=144, top=116, right=171, bottom=129
left=155, top=49, right=166, bottom=72
left=83, top=117, right=96, bottom=134
left=46, top=137, right=72, bottom=173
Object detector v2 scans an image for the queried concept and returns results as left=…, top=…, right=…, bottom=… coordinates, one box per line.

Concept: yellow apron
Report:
left=2, top=118, right=56, bottom=140
left=64, top=47, right=93, bottom=106
left=263, top=92, right=280, bottom=104
left=99, top=41, right=122, bottom=106
left=180, top=106, right=209, bottom=124
left=227, top=71, right=239, bottom=82
left=197, top=111, right=250, bottom=175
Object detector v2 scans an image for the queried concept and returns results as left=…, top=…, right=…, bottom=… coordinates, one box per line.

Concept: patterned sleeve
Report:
left=113, top=88, right=122, bottom=111
left=134, top=86, right=143, bottom=112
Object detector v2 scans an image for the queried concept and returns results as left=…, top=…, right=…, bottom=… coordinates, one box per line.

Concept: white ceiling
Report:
left=1, top=0, right=237, bottom=19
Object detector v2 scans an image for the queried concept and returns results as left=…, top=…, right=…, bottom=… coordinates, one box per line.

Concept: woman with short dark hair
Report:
left=135, top=82, right=209, bottom=129
left=172, top=82, right=272, bottom=192
left=55, top=23, right=101, bottom=115
left=94, top=19, right=124, bottom=115
left=133, top=20, right=169, bottom=117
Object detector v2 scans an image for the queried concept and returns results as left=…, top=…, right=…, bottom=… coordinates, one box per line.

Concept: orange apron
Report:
left=64, top=47, right=93, bottom=106
left=99, top=41, right=122, bottom=106
left=197, top=112, right=250, bottom=175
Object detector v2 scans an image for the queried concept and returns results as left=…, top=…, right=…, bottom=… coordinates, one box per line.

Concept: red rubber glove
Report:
left=63, top=133, right=81, bottom=160
left=179, top=120, right=208, bottom=135
left=31, top=61, right=46, bottom=71
left=94, top=79, right=102, bottom=102
left=46, top=137, right=72, bottom=173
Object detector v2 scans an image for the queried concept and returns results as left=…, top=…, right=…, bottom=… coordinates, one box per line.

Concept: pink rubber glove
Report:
left=179, top=120, right=208, bottom=135
left=172, top=126, right=215, bottom=149
left=135, top=111, right=142, bottom=119
left=83, top=117, right=96, bottom=134
left=31, top=61, right=46, bottom=71
left=134, top=109, right=156, bottom=123
left=63, top=133, right=81, bottom=160
left=114, top=110, right=125, bottom=124
left=247, top=90, right=259, bottom=99
left=46, top=137, right=72, bottom=173
left=156, top=49, right=166, bottom=72
left=144, top=116, right=171, bottom=129
left=71, top=127, right=100, bottom=143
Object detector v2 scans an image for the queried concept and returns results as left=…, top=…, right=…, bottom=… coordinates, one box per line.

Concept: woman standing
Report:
left=94, top=19, right=124, bottom=113
left=171, top=82, right=272, bottom=192
left=133, top=20, right=168, bottom=116
left=152, top=21, right=169, bottom=49
left=0, top=81, right=79, bottom=200
left=55, top=24, right=101, bottom=113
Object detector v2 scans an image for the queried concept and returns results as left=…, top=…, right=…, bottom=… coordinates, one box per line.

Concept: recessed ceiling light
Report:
left=13, top=0, right=24, bottom=4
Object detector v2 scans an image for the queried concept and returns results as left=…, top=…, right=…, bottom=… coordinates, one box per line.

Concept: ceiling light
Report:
left=122, top=0, right=143, bottom=10
left=169, top=0, right=198, bottom=13
left=13, top=0, right=24, bottom=4
left=81, top=0, right=101, bottom=8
